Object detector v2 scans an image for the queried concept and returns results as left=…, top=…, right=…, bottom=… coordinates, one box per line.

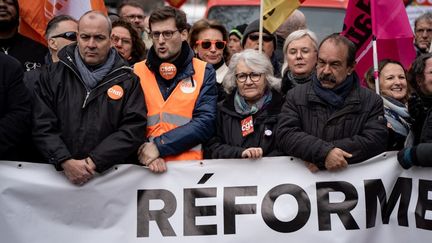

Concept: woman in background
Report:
left=366, top=59, right=412, bottom=150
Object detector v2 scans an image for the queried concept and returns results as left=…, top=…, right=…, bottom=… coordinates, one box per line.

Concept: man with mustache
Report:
left=0, top=0, right=47, bottom=71
left=33, top=11, right=147, bottom=185
left=276, top=33, right=388, bottom=172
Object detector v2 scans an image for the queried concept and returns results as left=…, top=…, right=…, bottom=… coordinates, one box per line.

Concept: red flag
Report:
left=165, top=0, right=187, bottom=8
left=341, top=0, right=415, bottom=86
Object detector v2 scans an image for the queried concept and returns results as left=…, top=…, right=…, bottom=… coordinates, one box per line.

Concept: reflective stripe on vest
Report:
left=134, top=58, right=207, bottom=161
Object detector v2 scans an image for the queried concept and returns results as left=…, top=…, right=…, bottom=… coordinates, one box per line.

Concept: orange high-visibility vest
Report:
left=134, top=58, right=206, bottom=161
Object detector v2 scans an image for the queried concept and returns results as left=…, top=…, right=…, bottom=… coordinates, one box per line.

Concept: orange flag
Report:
left=18, top=0, right=106, bottom=46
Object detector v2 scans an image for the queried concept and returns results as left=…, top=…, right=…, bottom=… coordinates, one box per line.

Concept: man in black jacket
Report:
left=0, top=0, right=48, bottom=71
left=276, top=34, right=388, bottom=172
left=0, top=53, right=31, bottom=160
left=33, top=11, right=147, bottom=185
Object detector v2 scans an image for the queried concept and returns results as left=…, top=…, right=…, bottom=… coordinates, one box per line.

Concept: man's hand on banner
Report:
left=147, top=158, right=167, bottom=173
left=61, top=158, right=96, bottom=185
left=138, top=142, right=166, bottom=173
left=304, top=161, right=319, bottom=173
left=324, top=148, right=351, bottom=171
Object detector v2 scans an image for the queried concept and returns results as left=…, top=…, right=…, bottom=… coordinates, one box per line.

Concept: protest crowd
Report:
left=2, top=0, right=432, bottom=186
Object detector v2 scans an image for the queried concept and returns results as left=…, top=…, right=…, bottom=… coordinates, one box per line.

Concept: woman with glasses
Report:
left=205, top=49, right=283, bottom=159
left=281, top=29, right=318, bottom=95
left=111, top=19, right=146, bottom=65
left=189, top=19, right=229, bottom=100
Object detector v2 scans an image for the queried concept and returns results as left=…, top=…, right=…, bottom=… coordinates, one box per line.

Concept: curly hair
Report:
left=112, top=18, right=147, bottom=64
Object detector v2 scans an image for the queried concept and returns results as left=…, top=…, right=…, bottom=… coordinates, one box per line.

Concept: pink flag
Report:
left=341, top=0, right=415, bottom=86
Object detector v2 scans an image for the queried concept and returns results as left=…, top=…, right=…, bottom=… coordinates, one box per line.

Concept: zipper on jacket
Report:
left=60, top=55, right=130, bottom=108
left=82, top=91, right=90, bottom=109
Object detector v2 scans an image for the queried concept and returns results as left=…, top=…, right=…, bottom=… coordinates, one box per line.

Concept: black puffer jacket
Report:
left=276, top=80, right=388, bottom=169
left=33, top=44, right=147, bottom=172
left=205, top=89, right=284, bottom=159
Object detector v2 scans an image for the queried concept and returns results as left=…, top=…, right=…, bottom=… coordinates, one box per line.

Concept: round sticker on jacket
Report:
left=180, top=78, right=197, bottom=93
left=159, top=62, right=177, bottom=80
left=107, top=85, right=124, bottom=100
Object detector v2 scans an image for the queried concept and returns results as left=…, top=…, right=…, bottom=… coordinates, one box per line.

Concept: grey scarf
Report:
left=74, top=47, right=116, bottom=90
left=234, top=89, right=272, bottom=115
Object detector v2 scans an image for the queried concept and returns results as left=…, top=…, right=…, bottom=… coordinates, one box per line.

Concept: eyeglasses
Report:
left=248, top=34, right=274, bottom=42
left=111, top=35, right=132, bottom=46
left=149, top=30, right=179, bottom=40
left=196, top=40, right=226, bottom=50
left=51, top=31, right=77, bottom=41
left=124, top=14, right=145, bottom=21
left=235, top=72, right=263, bottom=83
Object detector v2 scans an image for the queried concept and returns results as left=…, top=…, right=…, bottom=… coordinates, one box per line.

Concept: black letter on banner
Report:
left=223, top=186, right=257, bottom=234
left=345, top=14, right=371, bottom=47
left=261, top=184, right=311, bottom=232
left=316, top=181, right=359, bottom=231
left=416, top=179, right=432, bottom=230
left=137, top=189, right=177, bottom=237
left=355, top=0, right=371, bottom=14
left=365, top=177, right=412, bottom=228
left=184, top=187, right=217, bottom=236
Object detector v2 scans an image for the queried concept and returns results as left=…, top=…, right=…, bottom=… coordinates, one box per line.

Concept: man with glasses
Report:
left=276, top=34, right=387, bottom=172
left=134, top=6, right=217, bottom=173
left=242, top=19, right=281, bottom=77
left=117, top=0, right=152, bottom=49
left=0, top=0, right=48, bottom=71
left=414, top=12, right=432, bottom=57
left=33, top=11, right=147, bottom=185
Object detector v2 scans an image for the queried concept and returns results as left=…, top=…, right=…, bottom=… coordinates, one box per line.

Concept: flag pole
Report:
left=259, top=0, right=264, bottom=54
left=372, top=36, right=380, bottom=95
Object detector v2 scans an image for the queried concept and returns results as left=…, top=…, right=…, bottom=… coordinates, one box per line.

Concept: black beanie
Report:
left=229, top=23, right=248, bottom=40
left=241, top=19, right=277, bottom=48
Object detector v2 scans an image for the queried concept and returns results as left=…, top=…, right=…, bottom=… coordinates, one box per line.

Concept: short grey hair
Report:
left=281, top=29, right=318, bottom=75
left=415, top=12, right=432, bottom=30
left=223, top=49, right=281, bottom=94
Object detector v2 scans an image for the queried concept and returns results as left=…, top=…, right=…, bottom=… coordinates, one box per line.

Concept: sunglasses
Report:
left=196, top=40, right=226, bottom=50
left=248, top=34, right=274, bottom=42
left=51, top=31, right=77, bottom=41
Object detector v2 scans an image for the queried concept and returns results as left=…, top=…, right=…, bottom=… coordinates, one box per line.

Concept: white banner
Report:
left=1, top=152, right=431, bottom=243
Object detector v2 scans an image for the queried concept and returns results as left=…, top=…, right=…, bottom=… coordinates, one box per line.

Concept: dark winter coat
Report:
left=32, top=44, right=147, bottom=172
left=206, top=89, right=284, bottom=159
left=0, top=53, right=32, bottom=160
left=276, top=80, right=388, bottom=169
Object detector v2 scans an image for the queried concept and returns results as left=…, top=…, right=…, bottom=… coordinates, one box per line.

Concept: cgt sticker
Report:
left=107, top=85, right=124, bottom=100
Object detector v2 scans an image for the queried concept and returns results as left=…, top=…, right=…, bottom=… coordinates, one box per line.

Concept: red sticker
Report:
left=241, top=116, right=254, bottom=137
left=159, top=62, right=177, bottom=80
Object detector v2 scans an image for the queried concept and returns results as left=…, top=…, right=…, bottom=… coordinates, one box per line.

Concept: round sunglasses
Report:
left=196, top=40, right=226, bottom=50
